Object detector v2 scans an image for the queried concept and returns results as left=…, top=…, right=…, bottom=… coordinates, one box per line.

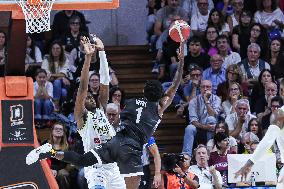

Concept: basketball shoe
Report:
left=26, top=143, right=56, bottom=165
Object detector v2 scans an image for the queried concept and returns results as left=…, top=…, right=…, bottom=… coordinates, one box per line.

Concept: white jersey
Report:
left=78, top=109, right=126, bottom=189
left=78, top=109, right=116, bottom=152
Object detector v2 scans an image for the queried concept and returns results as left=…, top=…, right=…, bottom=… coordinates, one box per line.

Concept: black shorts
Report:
left=94, top=130, right=144, bottom=176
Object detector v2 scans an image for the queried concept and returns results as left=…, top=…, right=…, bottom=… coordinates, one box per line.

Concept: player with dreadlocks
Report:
left=26, top=40, right=185, bottom=189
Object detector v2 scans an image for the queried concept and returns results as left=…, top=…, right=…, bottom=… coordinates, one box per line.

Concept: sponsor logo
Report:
left=10, top=104, right=24, bottom=126
left=8, top=128, right=27, bottom=141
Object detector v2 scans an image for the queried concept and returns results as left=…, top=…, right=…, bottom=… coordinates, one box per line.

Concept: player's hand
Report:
left=153, top=172, right=162, bottom=188
left=234, top=162, right=253, bottom=181
left=81, top=36, right=96, bottom=56
left=90, top=34, right=104, bottom=51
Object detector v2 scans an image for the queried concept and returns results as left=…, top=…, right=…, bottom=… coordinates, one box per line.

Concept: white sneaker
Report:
left=26, top=143, right=53, bottom=165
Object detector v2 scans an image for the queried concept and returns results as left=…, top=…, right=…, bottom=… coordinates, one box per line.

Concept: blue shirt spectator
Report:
left=203, top=54, right=226, bottom=94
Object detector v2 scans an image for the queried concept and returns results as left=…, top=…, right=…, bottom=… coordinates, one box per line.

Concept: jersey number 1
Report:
left=136, top=107, right=143, bottom=123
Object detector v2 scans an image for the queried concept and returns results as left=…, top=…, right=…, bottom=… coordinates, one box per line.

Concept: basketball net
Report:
left=15, top=0, right=55, bottom=33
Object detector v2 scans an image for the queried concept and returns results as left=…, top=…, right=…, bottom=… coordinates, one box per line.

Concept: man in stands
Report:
left=190, top=0, right=210, bottom=37
left=225, top=99, right=256, bottom=139
left=182, top=80, right=221, bottom=157
left=238, top=43, right=270, bottom=87
left=190, top=144, right=222, bottom=189
left=26, top=40, right=186, bottom=189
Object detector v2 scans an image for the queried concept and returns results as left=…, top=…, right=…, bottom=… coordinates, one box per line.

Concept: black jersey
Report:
left=120, top=98, right=161, bottom=144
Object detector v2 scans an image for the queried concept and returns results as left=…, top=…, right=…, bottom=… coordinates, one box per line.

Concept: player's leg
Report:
left=26, top=143, right=100, bottom=167
left=107, top=163, right=127, bottom=189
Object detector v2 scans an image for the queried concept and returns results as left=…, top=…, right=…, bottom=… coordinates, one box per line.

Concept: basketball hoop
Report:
left=15, top=0, right=55, bottom=33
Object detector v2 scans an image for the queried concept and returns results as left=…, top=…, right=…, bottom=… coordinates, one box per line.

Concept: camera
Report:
left=162, top=153, right=185, bottom=174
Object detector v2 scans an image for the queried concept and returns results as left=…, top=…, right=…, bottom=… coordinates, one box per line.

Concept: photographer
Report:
left=161, top=153, right=199, bottom=189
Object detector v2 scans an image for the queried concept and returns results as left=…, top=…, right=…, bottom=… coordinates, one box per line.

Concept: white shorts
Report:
left=84, top=162, right=126, bottom=189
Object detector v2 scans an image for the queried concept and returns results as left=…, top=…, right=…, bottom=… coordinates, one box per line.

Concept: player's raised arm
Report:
left=96, top=37, right=110, bottom=111
left=74, top=36, right=95, bottom=129
left=159, top=42, right=185, bottom=114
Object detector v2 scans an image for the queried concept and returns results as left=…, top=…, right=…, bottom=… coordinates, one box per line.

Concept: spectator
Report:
left=86, top=73, right=101, bottom=110
left=207, top=9, right=230, bottom=36
left=34, top=69, right=54, bottom=126
left=249, top=141, right=259, bottom=154
left=207, top=121, right=238, bottom=154
left=109, top=86, right=126, bottom=110
left=154, top=0, right=188, bottom=50
left=184, top=36, right=210, bottom=71
left=140, top=136, right=162, bottom=189
left=182, top=80, right=221, bottom=157
left=249, top=23, right=270, bottom=59
left=217, top=64, right=244, bottom=102
left=183, top=64, right=203, bottom=103
left=41, top=41, right=71, bottom=112
left=280, top=79, right=284, bottom=101
left=25, top=35, right=43, bottom=78
left=238, top=43, right=270, bottom=87
left=208, top=132, right=231, bottom=187
left=227, top=0, right=244, bottom=32
left=202, top=54, right=226, bottom=94
left=162, top=153, right=199, bottom=189
left=204, top=25, right=219, bottom=56
left=106, top=103, right=121, bottom=130
left=240, top=131, right=259, bottom=154
left=176, top=64, right=203, bottom=119
left=182, top=0, right=214, bottom=19
left=250, top=69, right=275, bottom=112
left=254, top=82, right=278, bottom=117
left=261, top=96, right=283, bottom=131
left=45, top=122, right=72, bottom=189
left=61, top=15, right=85, bottom=54
left=0, top=30, right=7, bottom=76
left=189, top=145, right=223, bottom=189
left=226, top=99, right=256, bottom=138
left=52, top=10, right=89, bottom=40
left=254, top=0, right=284, bottom=33
left=247, top=118, right=263, bottom=140
left=268, top=38, right=284, bottom=81
left=231, top=10, right=253, bottom=57
left=222, top=82, right=243, bottom=117
left=191, top=0, right=210, bottom=37
left=216, top=35, right=241, bottom=69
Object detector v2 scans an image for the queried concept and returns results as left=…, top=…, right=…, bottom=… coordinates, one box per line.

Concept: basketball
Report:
left=169, top=20, right=190, bottom=43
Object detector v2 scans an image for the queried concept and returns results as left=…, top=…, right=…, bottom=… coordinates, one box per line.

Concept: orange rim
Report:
left=0, top=0, right=119, bottom=11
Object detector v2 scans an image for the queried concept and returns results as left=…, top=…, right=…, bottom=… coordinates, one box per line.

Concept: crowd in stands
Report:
left=0, top=0, right=283, bottom=188
left=147, top=0, right=284, bottom=188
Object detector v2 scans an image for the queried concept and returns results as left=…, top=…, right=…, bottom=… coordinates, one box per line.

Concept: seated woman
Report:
left=33, top=69, right=54, bottom=126
left=25, top=35, right=43, bottom=79
left=209, top=132, right=233, bottom=187
left=222, top=82, right=243, bottom=117
left=109, top=86, right=126, bottom=110
left=207, top=121, right=238, bottom=154
left=41, top=40, right=71, bottom=112
left=45, top=122, right=73, bottom=189
left=247, top=118, right=263, bottom=140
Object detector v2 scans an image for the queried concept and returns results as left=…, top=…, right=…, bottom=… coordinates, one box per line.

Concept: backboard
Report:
left=0, top=0, right=119, bottom=11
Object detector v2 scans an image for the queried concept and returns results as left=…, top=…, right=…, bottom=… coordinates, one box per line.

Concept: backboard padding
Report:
left=0, top=0, right=119, bottom=11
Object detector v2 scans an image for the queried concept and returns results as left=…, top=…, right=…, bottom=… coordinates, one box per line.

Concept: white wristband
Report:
left=99, top=51, right=110, bottom=85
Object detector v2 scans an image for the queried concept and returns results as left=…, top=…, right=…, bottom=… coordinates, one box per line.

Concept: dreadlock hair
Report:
left=144, top=80, right=163, bottom=102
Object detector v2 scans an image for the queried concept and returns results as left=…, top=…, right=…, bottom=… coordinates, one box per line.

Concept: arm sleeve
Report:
left=99, top=51, right=110, bottom=85
left=62, top=150, right=99, bottom=167
left=250, top=124, right=280, bottom=163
